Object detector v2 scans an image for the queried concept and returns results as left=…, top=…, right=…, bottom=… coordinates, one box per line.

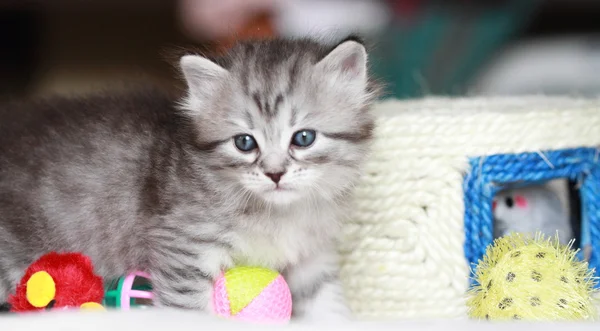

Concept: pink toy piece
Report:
left=212, top=272, right=292, bottom=324
left=120, top=271, right=154, bottom=310
left=212, top=272, right=231, bottom=316
left=234, top=275, right=292, bottom=324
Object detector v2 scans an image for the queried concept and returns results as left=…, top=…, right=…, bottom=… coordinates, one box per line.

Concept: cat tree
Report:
left=339, top=96, right=600, bottom=319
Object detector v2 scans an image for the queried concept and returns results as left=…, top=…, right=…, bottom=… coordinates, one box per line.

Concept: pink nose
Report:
left=265, top=172, right=284, bottom=184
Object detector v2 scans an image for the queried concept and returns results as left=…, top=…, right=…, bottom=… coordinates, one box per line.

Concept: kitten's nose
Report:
left=265, top=172, right=284, bottom=184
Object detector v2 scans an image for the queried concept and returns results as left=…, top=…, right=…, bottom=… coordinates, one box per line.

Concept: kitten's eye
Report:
left=291, top=130, right=316, bottom=148
left=234, top=134, right=258, bottom=152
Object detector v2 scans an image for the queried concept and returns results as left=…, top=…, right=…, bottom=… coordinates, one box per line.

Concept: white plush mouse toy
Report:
left=492, top=184, right=573, bottom=245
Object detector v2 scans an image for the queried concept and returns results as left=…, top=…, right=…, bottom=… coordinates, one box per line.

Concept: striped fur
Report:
left=0, top=36, right=378, bottom=320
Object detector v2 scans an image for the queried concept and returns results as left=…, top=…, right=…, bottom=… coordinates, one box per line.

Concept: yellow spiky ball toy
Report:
left=467, top=232, right=598, bottom=321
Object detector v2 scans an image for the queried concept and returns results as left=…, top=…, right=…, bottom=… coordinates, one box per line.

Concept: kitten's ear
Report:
left=180, top=54, right=228, bottom=98
left=315, top=40, right=368, bottom=86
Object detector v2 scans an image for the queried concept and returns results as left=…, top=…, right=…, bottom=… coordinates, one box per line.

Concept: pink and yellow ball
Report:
left=212, top=266, right=292, bottom=324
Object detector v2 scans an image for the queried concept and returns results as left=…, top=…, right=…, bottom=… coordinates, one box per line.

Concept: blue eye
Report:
left=291, top=130, right=316, bottom=147
left=234, top=134, right=257, bottom=152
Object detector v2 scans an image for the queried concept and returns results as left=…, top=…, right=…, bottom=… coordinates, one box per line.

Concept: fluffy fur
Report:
left=0, top=36, right=379, bottom=320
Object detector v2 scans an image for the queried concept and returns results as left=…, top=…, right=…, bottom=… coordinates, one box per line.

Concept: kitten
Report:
left=0, top=36, right=378, bottom=321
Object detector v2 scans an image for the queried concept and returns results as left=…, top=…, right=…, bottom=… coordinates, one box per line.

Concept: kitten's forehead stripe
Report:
left=240, top=68, right=250, bottom=96
left=252, top=93, right=263, bottom=115
left=287, top=56, right=301, bottom=94
left=290, top=107, right=298, bottom=127
left=273, top=94, right=284, bottom=115
left=251, top=92, right=285, bottom=120
left=263, top=98, right=273, bottom=118
left=243, top=110, right=254, bottom=130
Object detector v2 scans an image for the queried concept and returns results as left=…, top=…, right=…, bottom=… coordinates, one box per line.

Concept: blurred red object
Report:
left=390, top=0, right=422, bottom=18
left=217, top=12, right=276, bottom=52
left=8, top=252, right=105, bottom=313
left=178, top=0, right=276, bottom=41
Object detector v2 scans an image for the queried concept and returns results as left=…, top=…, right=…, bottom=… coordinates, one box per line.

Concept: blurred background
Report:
left=1, top=0, right=600, bottom=101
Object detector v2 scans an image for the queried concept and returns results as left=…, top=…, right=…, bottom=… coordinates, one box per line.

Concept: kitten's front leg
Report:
left=284, top=251, right=352, bottom=323
left=149, top=232, right=233, bottom=312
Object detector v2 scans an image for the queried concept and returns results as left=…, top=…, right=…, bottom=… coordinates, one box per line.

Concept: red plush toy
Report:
left=8, top=252, right=105, bottom=312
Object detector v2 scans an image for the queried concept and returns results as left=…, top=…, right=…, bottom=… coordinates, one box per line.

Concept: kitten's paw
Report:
left=150, top=246, right=234, bottom=312
left=199, top=251, right=234, bottom=313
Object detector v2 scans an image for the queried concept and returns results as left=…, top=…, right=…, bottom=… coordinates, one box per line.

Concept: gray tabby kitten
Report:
left=0, top=36, right=378, bottom=320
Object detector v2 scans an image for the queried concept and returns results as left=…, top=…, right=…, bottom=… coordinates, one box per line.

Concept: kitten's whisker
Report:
left=218, top=183, right=246, bottom=210
left=308, top=187, right=320, bottom=220
left=240, top=188, right=254, bottom=213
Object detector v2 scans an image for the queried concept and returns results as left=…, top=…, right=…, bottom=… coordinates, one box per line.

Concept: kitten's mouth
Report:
left=265, top=183, right=294, bottom=193
left=259, top=184, right=301, bottom=204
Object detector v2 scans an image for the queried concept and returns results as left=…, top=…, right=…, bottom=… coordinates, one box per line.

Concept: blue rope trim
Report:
left=463, top=148, right=600, bottom=283
left=581, top=158, right=600, bottom=272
